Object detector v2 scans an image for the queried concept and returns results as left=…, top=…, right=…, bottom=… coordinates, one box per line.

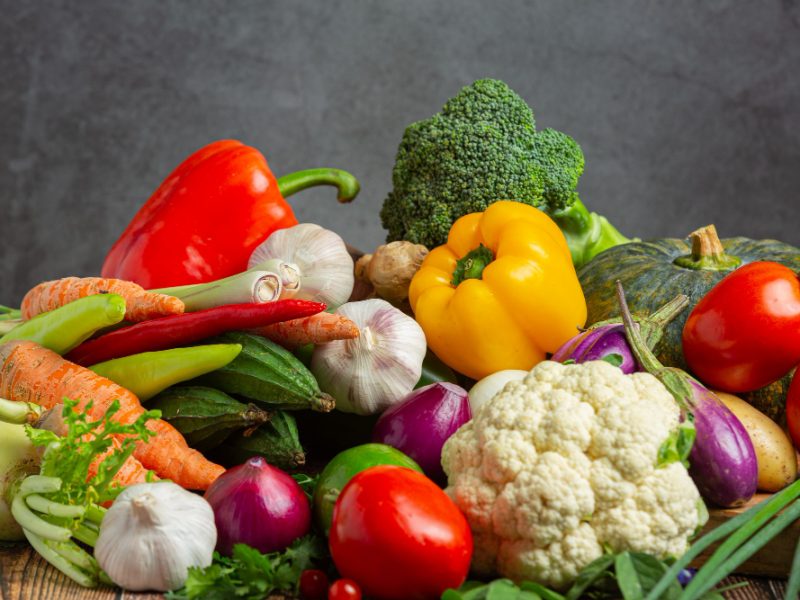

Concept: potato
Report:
left=714, top=390, right=798, bottom=492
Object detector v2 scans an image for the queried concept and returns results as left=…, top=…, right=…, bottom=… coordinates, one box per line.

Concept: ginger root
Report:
left=354, top=241, right=429, bottom=309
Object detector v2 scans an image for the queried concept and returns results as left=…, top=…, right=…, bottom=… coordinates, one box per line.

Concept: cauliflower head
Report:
left=442, top=360, right=705, bottom=589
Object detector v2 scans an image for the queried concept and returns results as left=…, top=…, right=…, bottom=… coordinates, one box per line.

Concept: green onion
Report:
left=645, top=478, right=800, bottom=600
left=153, top=269, right=289, bottom=311
left=683, top=498, right=800, bottom=599
left=785, top=534, right=800, bottom=600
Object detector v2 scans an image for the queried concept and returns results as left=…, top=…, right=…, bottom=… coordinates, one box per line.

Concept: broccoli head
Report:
left=380, top=79, right=630, bottom=266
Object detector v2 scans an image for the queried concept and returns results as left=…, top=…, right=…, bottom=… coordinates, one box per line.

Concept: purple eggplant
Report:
left=552, top=294, right=689, bottom=374
left=687, top=381, right=758, bottom=506
left=616, top=281, right=757, bottom=507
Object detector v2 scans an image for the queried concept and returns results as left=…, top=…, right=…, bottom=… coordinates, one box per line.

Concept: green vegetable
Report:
left=0, top=294, right=126, bottom=354
left=211, top=411, right=305, bottom=471
left=152, top=270, right=283, bottom=311
left=415, top=349, right=458, bottom=389
left=312, top=443, right=422, bottom=534
left=379, top=78, right=630, bottom=267
left=0, top=398, right=158, bottom=586
left=578, top=225, right=800, bottom=421
left=167, top=535, right=326, bottom=600
left=89, top=344, right=242, bottom=401
left=196, top=332, right=334, bottom=412
left=0, top=305, right=21, bottom=336
left=148, top=386, right=271, bottom=451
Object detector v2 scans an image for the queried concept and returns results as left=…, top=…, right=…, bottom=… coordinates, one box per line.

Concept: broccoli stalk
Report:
left=380, top=79, right=631, bottom=267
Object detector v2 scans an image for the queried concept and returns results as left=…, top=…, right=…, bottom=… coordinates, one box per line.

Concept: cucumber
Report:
left=196, top=332, right=335, bottom=412
left=212, top=410, right=306, bottom=471
left=148, top=386, right=271, bottom=451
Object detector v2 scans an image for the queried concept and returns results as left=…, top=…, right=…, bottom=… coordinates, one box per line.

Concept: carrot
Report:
left=0, top=340, right=223, bottom=490
left=250, top=312, right=360, bottom=349
left=21, top=277, right=184, bottom=323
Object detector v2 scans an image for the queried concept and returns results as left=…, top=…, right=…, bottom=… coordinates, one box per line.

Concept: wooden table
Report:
left=0, top=544, right=789, bottom=599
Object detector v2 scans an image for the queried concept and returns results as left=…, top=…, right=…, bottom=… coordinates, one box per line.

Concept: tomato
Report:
left=786, top=371, right=800, bottom=449
left=329, top=465, right=472, bottom=600
left=683, top=261, right=800, bottom=392
left=299, top=569, right=329, bottom=600
left=312, top=443, right=422, bottom=534
left=328, top=579, right=362, bottom=600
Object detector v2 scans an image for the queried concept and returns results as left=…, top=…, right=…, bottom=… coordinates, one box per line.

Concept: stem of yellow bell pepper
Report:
left=451, top=244, right=494, bottom=286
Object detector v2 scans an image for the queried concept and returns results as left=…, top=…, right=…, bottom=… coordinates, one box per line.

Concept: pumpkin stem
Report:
left=673, top=225, right=742, bottom=271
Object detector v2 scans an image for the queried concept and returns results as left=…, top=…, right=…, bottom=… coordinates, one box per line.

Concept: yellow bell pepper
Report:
left=409, top=201, right=587, bottom=380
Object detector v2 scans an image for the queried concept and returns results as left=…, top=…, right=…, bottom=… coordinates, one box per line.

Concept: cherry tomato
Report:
left=786, top=371, right=800, bottom=449
left=329, top=465, right=472, bottom=600
left=299, top=569, right=329, bottom=600
left=683, top=261, right=800, bottom=392
left=328, top=578, right=362, bottom=600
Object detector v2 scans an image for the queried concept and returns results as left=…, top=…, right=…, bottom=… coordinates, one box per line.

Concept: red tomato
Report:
left=329, top=465, right=472, bottom=600
left=300, top=569, right=329, bottom=600
left=786, top=371, right=800, bottom=449
left=328, top=579, right=362, bottom=600
left=682, top=261, right=800, bottom=392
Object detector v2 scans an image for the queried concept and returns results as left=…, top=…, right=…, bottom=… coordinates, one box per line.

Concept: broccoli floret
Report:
left=380, top=79, right=630, bottom=266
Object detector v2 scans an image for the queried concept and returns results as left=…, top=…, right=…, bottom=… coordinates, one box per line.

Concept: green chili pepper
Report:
left=0, top=294, right=126, bottom=354
left=89, top=344, right=242, bottom=401
left=415, top=349, right=459, bottom=389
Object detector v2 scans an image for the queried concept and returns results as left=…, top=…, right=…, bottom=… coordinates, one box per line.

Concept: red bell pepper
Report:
left=682, top=261, right=800, bottom=392
left=66, top=299, right=326, bottom=366
left=101, top=140, right=360, bottom=289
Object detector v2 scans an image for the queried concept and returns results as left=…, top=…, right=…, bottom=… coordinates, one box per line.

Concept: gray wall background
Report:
left=2, top=1, right=799, bottom=303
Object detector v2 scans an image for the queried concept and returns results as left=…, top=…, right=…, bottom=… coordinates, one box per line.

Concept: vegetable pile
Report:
left=2, top=77, right=800, bottom=600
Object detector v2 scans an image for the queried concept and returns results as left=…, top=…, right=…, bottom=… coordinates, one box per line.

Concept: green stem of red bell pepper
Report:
left=66, top=299, right=326, bottom=366
left=0, top=294, right=127, bottom=355
left=277, top=168, right=361, bottom=203
left=89, top=344, right=243, bottom=401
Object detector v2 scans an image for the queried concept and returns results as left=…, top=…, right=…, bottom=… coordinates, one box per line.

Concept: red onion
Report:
left=204, top=456, right=311, bottom=555
left=372, top=382, right=471, bottom=484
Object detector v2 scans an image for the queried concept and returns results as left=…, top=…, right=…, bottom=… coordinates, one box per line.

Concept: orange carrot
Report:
left=21, top=277, right=184, bottom=322
left=0, top=340, right=223, bottom=490
left=250, top=312, right=360, bottom=349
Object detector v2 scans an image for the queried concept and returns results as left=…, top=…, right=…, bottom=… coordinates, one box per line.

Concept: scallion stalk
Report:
left=645, top=478, right=800, bottom=600
left=152, top=270, right=283, bottom=310
left=785, top=535, right=800, bottom=600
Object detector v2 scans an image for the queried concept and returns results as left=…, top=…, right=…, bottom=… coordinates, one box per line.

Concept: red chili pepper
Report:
left=101, top=140, right=360, bottom=289
left=66, top=299, right=326, bottom=366
left=682, top=261, right=800, bottom=392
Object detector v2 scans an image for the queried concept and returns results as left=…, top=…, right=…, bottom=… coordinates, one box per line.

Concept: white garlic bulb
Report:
left=248, top=223, right=354, bottom=309
left=94, top=482, right=217, bottom=592
left=311, top=299, right=427, bottom=415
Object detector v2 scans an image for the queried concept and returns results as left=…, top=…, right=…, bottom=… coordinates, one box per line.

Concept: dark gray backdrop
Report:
left=2, top=0, right=799, bottom=303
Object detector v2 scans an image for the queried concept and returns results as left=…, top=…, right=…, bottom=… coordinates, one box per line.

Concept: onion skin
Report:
left=372, top=382, right=471, bottom=484
left=688, top=382, right=758, bottom=507
left=551, top=324, right=638, bottom=374
left=204, top=456, right=310, bottom=555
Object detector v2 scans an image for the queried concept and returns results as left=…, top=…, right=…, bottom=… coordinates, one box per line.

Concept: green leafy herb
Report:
left=168, top=535, right=326, bottom=600
left=26, top=399, right=159, bottom=504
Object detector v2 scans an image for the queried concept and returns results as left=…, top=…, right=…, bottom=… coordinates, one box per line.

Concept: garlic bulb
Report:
left=249, top=223, right=354, bottom=308
left=311, top=299, right=427, bottom=415
left=95, top=482, right=217, bottom=591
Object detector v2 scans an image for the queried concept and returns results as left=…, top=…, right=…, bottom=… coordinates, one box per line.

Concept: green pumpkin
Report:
left=578, top=226, right=800, bottom=420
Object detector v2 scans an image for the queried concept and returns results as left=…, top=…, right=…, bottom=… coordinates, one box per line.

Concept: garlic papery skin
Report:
left=248, top=223, right=354, bottom=308
left=311, top=299, right=427, bottom=415
left=94, top=482, right=217, bottom=592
